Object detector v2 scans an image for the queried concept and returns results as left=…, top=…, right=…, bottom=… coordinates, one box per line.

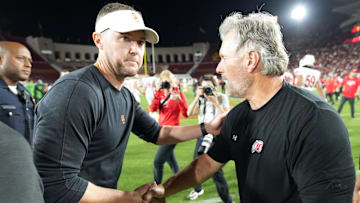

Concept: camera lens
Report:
left=198, top=134, right=214, bottom=155
left=203, top=86, right=214, bottom=96
left=161, top=81, right=171, bottom=89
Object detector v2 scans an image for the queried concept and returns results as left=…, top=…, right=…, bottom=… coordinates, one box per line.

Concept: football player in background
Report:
left=294, top=54, right=326, bottom=100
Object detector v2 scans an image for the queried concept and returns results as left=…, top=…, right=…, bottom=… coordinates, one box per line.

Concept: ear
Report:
left=246, top=50, right=260, bottom=73
left=92, top=32, right=103, bottom=50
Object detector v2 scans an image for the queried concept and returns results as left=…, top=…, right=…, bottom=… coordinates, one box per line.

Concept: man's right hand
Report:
left=143, top=184, right=165, bottom=203
left=207, top=111, right=228, bottom=136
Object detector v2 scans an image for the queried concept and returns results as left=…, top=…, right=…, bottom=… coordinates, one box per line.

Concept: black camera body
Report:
left=160, top=81, right=171, bottom=89
left=202, top=86, right=215, bottom=96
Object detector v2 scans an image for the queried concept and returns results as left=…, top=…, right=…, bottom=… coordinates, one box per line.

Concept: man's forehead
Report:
left=112, top=30, right=146, bottom=40
left=0, top=42, right=30, bottom=56
left=220, top=36, right=238, bottom=56
left=12, top=46, right=32, bottom=57
left=123, top=31, right=146, bottom=39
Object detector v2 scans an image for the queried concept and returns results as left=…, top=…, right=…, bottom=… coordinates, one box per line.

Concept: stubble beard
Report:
left=115, top=60, right=141, bottom=78
left=227, top=78, right=251, bottom=99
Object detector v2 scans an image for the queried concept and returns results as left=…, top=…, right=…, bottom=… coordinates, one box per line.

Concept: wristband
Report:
left=200, top=122, right=208, bottom=137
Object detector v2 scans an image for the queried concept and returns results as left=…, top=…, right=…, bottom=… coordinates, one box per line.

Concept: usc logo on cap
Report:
left=131, top=12, right=140, bottom=23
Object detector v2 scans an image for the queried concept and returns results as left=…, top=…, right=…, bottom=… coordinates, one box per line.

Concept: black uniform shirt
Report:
left=208, top=83, right=355, bottom=203
left=33, top=65, right=161, bottom=203
left=0, top=76, right=34, bottom=143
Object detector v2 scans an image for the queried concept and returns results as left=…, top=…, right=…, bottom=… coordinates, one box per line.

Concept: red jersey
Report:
left=341, top=76, right=360, bottom=98
left=149, top=89, right=188, bottom=126
left=324, top=78, right=337, bottom=93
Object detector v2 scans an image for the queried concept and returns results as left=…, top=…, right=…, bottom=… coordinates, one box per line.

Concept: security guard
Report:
left=0, top=41, right=35, bottom=144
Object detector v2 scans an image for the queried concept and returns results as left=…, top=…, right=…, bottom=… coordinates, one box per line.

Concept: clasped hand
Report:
left=135, top=181, right=165, bottom=203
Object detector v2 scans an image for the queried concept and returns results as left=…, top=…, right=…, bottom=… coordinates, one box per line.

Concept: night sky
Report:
left=0, top=0, right=350, bottom=47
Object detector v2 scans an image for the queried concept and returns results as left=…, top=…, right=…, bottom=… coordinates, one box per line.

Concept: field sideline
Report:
left=117, top=88, right=360, bottom=203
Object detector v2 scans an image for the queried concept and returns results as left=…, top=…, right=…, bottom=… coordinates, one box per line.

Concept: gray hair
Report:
left=219, top=12, right=289, bottom=76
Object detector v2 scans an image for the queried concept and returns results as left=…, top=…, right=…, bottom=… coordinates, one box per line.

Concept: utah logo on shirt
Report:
left=251, top=140, right=264, bottom=153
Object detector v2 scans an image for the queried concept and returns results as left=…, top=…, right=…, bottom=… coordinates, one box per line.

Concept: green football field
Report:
left=117, top=88, right=360, bottom=203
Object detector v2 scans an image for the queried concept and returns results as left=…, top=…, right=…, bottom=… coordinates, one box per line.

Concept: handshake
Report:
left=135, top=181, right=166, bottom=203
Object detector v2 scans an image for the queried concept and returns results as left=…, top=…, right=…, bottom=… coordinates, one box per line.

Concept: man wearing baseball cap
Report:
left=33, top=3, right=225, bottom=202
left=337, top=69, right=360, bottom=119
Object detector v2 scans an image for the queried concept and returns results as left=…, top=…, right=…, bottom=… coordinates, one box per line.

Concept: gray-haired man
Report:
left=146, top=11, right=355, bottom=203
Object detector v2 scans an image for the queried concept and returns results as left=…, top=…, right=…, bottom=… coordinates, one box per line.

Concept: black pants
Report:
left=192, top=138, right=233, bottom=203
left=326, top=93, right=335, bottom=105
left=153, top=144, right=180, bottom=184
left=335, top=92, right=341, bottom=101
left=337, top=96, right=355, bottom=118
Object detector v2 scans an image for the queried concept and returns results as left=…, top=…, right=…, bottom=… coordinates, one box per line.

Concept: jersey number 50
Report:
left=305, top=75, right=316, bottom=88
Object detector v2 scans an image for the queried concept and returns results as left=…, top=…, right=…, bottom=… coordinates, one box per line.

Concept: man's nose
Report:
left=129, top=41, right=140, bottom=55
left=216, top=62, right=223, bottom=74
left=24, top=58, right=32, bottom=68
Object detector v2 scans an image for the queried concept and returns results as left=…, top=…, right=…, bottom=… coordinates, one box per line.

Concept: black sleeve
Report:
left=289, top=109, right=355, bottom=202
left=0, top=122, right=44, bottom=203
left=132, top=103, right=161, bottom=143
left=33, top=80, right=101, bottom=203
left=207, top=115, right=232, bottom=163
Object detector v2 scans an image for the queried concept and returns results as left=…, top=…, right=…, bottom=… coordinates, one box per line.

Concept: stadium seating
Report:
left=191, top=43, right=220, bottom=78
left=167, top=62, right=194, bottom=74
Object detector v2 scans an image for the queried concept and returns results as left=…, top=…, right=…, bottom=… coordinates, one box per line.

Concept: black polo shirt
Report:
left=33, top=65, right=161, bottom=203
left=208, top=83, right=355, bottom=203
left=0, top=76, right=34, bottom=143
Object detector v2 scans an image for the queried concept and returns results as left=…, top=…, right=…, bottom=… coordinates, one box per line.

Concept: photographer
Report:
left=149, top=70, right=188, bottom=184
left=186, top=74, right=232, bottom=202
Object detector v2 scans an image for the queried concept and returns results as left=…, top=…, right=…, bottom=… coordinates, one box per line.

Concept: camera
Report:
left=160, top=81, right=171, bottom=89
left=202, top=86, right=214, bottom=96
left=197, top=134, right=214, bottom=155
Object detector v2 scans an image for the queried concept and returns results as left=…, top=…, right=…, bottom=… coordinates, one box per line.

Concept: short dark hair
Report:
left=95, top=3, right=138, bottom=25
left=199, top=74, right=217, bottom=87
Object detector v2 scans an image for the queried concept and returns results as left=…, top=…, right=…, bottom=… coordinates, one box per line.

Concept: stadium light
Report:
left=291, top=4, right=307, bottom=21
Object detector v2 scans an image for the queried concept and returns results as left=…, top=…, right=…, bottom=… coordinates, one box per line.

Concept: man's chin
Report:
left=123, top=67, right=139, bottom=77
left=19, top=76, right=30, bottom=81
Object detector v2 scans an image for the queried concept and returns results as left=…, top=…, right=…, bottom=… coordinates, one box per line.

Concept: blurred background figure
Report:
left=281, top=70, right=295, bottom=85
left=186, top=74, right=232, bottom=202
left=150, top=70, right=188, bottom=184
left=143, top=72, right=159, bottom=119
left=334, top=74, right=343, bottom=102
left=324, top=73, right=337, bottom=105
left=24, top=78, right=35, bottom=97
left=123, top=74, right=143, bottom=104
left=337, top=69, right=360, bottom=118
left=192, top=77, right=199, bottom=96
left=34, top=79, right=48, bottom=103
left=294, top=54, right=326, bottom=100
